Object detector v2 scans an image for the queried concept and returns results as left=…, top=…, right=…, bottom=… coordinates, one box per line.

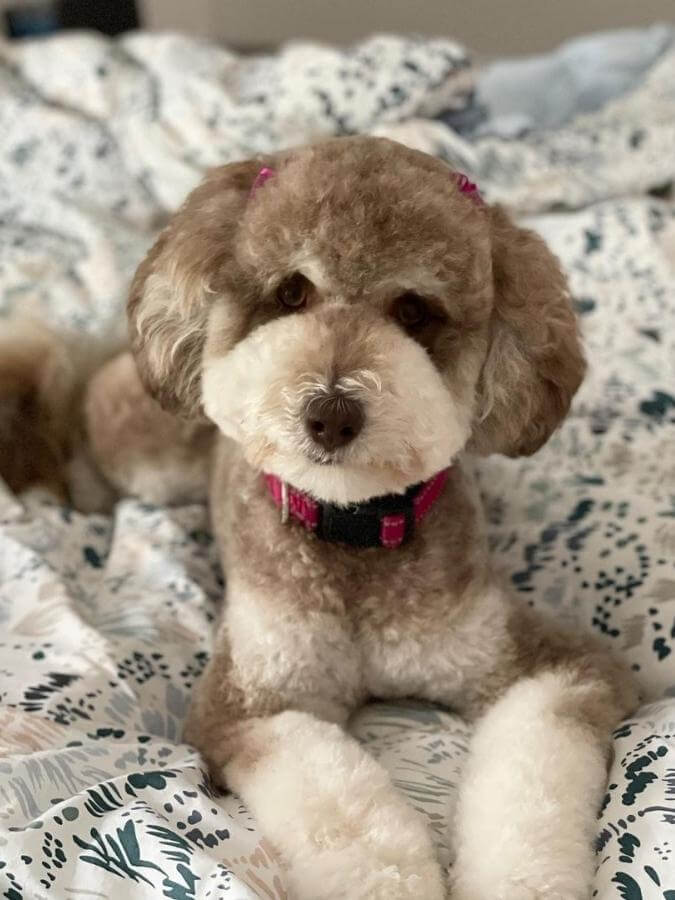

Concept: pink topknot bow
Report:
left=249, top=165, right=482, bottom=206
left=453, top=172, right=483, bottom=204
left=250, top=166, right=276, bottom=197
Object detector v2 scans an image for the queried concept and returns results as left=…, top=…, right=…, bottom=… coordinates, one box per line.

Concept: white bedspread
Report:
left=0, top=30, right=673, bottom=900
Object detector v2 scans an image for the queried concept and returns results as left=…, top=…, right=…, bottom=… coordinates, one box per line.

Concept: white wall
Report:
left=142, top=0, right=673, bottom=55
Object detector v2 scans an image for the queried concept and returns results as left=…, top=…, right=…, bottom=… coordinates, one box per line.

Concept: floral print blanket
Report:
left=0, top=29, right=674, bottom=900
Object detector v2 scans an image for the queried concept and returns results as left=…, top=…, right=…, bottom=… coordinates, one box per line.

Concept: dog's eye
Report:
left=393, top=293, right=429, bottom=329
left=276, top=273, right=310, bottom=310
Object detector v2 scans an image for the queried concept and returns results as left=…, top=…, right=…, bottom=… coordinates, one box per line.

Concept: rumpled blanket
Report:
left=472, top=23, right=673, bottom=137
left=0, top=29, right=674, bottom=900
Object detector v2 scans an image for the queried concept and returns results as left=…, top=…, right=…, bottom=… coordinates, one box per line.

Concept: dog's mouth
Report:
left=305, top=449, right=340, bottom=467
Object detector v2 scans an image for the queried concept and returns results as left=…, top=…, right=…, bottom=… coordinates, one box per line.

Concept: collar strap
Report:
left=264, top=468, right=450, bottom=549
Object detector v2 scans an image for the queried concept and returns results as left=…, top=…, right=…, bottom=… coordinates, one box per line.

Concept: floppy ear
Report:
left=469, top=205, right=586, bottom=457
left=127, top=159, right=267, bottom=416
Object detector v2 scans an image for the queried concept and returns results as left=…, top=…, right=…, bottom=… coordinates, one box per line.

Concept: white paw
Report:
left=450, top=873, right=591, bottom=900
left=225, top=711, right=446, bottom=900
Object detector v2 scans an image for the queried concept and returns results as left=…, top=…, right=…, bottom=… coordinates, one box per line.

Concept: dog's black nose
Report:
left=305, top=395, right=364, bottom=452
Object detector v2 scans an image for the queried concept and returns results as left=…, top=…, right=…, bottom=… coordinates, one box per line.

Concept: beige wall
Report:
left=142, top=0, right=673, bottom=55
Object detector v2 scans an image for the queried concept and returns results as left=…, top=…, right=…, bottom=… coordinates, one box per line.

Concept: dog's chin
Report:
left=260, top=451, right=441, bottom=506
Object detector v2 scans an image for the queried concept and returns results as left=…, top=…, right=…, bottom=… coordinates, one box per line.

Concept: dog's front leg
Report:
left=449, top=649, right=637, bottom=899
left=185, top=578, right=446, bottom=900
left=225, top=709, right=446, bottom=900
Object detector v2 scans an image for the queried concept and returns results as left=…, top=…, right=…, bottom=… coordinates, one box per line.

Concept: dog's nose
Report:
left=305, top=395, right=364, bottom=452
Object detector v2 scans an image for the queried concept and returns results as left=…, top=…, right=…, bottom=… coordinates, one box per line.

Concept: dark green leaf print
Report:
left=74, top=821, right=164, bottom=885
left=128, top=770, right=178, bottom=790
left=84, top=782, right=125, bottom=817
left=612, top=872, right=643, bottom=900
left=644, top=865, right=660, bottom=885
left=623, top=749, right=668, bottom=805
left=639, top=391, right=675, bottom=424
left=146, top=824, right=195, bottom=864
left=618, top=832, right=640, bottom=863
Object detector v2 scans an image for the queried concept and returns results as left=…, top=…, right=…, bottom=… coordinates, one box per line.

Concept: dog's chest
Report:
left=214, top=452, right=494, bottom=705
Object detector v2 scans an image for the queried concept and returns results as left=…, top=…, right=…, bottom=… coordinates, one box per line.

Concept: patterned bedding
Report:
left=0, top=29, right=674, bottom=900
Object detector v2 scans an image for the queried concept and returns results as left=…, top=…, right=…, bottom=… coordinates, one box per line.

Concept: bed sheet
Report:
left=0, top=29, right=674, bottom=900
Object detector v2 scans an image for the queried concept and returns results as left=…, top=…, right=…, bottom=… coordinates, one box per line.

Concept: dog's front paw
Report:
left=225, top=711, right=446, bottom=900
left=450, top=871, right=591, bottom=900
left=452, top=890, right=588, bottom=900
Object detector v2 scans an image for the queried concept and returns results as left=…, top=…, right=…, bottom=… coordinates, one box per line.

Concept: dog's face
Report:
left=129, top=137, right=585, bottom=504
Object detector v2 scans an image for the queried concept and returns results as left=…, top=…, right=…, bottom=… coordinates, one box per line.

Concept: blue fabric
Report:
left=474, top=24, right=674, bottom=137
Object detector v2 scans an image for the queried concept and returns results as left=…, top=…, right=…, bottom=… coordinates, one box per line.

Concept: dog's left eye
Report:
left=276, top=273, right=310, bottom=310
left=392, top=293, right=429, bottom=329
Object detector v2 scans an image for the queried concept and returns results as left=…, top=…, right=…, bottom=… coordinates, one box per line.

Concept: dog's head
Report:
left=128, top=137, right=584, bottom=504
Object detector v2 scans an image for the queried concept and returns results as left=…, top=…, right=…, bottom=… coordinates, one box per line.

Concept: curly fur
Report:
left=0, top=137, right=637, bottom=900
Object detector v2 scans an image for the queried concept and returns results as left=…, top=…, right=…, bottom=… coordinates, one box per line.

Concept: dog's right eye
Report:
left=276, top=273, right=310, bottom=310
left=392, top=293, right=430, bottom=329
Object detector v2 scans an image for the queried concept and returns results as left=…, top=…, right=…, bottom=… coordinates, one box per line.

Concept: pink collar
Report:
left=264, top=469, right=451, bottom=549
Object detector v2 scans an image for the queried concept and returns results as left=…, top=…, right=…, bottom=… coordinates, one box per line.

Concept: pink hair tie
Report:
left=454, top=171, right=483, bottom=204
left=250, top=166, right=275, bottom=197
left=250, top=165, right=481, bottom=206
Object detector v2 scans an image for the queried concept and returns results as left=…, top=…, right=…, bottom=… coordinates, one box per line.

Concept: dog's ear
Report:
left=127, top=159, right=266, bottom=416
left=469, top=205, right=586, bottom=457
